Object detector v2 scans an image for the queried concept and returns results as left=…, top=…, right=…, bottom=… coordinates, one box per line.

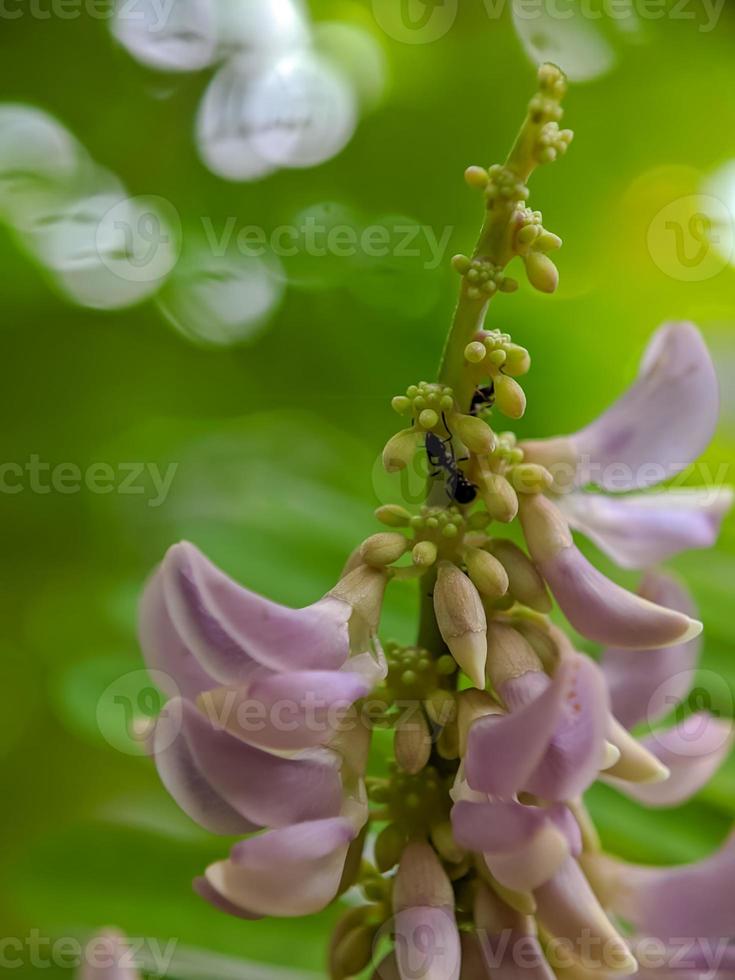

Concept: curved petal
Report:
left=152, top=699, right=258, bottom=835
left=395, top=906, right=461, bottom=980
left=198, top=669, right=370, bottom=751
left=559, top=487, right=733, bottom=570
left=192, top=877, right=262, bottom=920
left=204, top=818, right=357, bottom=918
left=520, top=495, right=701, bottom=649
left=584, top=833, right=735, bottom=940
left=138, top=568, right=217, bottom=699
left=535, top=857, right=637, bottom=974
left=465, top=655, right=608, bottom=800
left=601, top=571, right=701, bottom=729
left=162, top=541, right=352, bottom=682
left=156, top=697, right=344, bottom=830
left=452, top=800, right=578, bottom=892
left=604, top=712, right=733, bottom=807
left=524, top=323, right=719, bottom=492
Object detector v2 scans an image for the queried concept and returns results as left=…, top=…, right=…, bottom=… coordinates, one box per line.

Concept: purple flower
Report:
left=138, top=541, right=387, bottom=918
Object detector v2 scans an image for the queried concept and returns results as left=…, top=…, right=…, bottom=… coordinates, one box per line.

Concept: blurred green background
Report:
left=2, top=0, right=735, bottom=975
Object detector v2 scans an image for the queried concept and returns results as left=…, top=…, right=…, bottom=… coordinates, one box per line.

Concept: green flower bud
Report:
left=376, top=504, right=412, bottom=527
left=382, top=428, right=418, bottom=473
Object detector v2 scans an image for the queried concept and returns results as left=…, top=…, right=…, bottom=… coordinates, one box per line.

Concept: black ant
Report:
left=425, top=416, right=478, bottom=505
left=470, top=382, right=495, bottom=416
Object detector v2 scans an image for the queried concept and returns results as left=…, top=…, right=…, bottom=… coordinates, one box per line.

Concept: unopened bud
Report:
left=537, top=230, right=562, bottom=251
left=510, top=463, right=554, bottom=494
left=512, top=618, right=559, bottom=671
left=465, top=165, right=489, bottom=188
left=494, top=374, right=527, bottom=419
left=489, top=538, right=552, bottom=612
left=474, top=881, right=530, bottom=934
left=486, top=621, right=544, bottom=694
left=465, top=341, right=487, bottom=364
left=518, top=493, right=574, bottom=563
left=413, top=540, right=438, bottom=568
left=392, top=395, right=412, bottom=415
left=434, top=561, right=487, bottom=688
left=394, top=841, right=455, bottom=911
left=360, top=532, right=408, bottom=567
left=457, top=688, right=501, bottom=756
left=330, top=564, right=389, bottom=633
left=382, top=428, right=418, bottom=473
left=332, top=924, right=376, bottom=980
left=395, top=710, right=432, bottom=774
left=524, top=250, right=559, bottom=294
left=375, top=823, right=406, bottom=873
left=503, top=344, right=531, bottom=377
left=425, top=688, right=457, bottom=727
left=376, top=504, right=412, bottom=528
left=464, top=546, right=509, bottom=598
left=452, top=413, right=496, bottom=455
left=329, top=906, right=372, bottom=980
left=431, top=821, right=465, bottom=864
left=477, top=470, right=519, bottom=523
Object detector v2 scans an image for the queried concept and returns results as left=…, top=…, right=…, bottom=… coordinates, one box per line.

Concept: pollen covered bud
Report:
left=464, top=546, right=509, bottom=598
left=383, top=428, right=419, bottom=473
left=434, top=561, right=488, bottom=688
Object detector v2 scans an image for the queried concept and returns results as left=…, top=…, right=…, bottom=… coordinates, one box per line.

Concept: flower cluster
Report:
left=136, top=64, right=734, bottom=980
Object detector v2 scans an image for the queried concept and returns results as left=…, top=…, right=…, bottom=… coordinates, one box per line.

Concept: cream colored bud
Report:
left=494, top=374, right=527, bottom=419
left=474, top=881, right=530, bottom=934
left=464, top=546, right=509, bottom=598
left=518, top=493, right=574, bottom=563
left=486, top=621, right=544, bottom=694
left=477, top=470, right=519, bottom=523
left=376, top=504, right=412, bottom=527
left=395, top=710, right=432, bottom=775
left=434, top=561, right=487, bottom=688
left=412, top=540, right=438, bottom=568
left=503, top=344, right=531, bottom=377
left=512, top=618, right=559, bottom=671
left=330, top=564, right=388, bottom=634
left=375, top=823, right=406, bottom=873
left=360, top=532, right=408, bottom=567
left=382, top=428, right=418, bottom=473
left=394, top=841, right=455, bottom=911
left=437, top=721, right=460, bottom=759
left=392, top=395, right=412, bottom=415
left=537, top=230, right=563, bottom=252
left=524, top=250, right=559, bottom=293
left=465, top=341, right=487, bottom=364
left=329, top=906, right=372, bottom=980
left=489, top=538, right=552, bottom=613
left=510, top=463, right=554, bottom=494
left=431, top=821, right=466, bottom=864
left=452, top=414, right=496, bottom=455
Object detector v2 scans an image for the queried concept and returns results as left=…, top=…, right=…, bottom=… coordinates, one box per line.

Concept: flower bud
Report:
left=394, top=841, right=455, bottom=911
left=413, top=540, right=438, bottom=567
left=503, top=344, right=531, bottom=377
left=524, top=250, right=559, bottom=293
left=510, top=463, right=554, bottom=494
left=329, top=906, right=372, bottom=980
left=512, top=618, right=559, bottom=671
left=375, top=823, right=406, bottom=872
left=383, top=428, right=418, bottom=473
left=434, top=561, right=488, bottom=688
left=395, top=710, right=432, bottom=775
left=330, top=563, right=389, bottom=634
left=360, top=533, right=408, bottom=567
left=489, top=539, right=552, bottom=612
left=425, top=688, right=457, bottom=727
left=452, top=413, right=496, bottom=455
left=494, top=375, right=527, bottom=419
left=332, top=923, right=376, bottom=980
left=486, top=621, right=544, bottom=696
left=431, top=820, right=465, bottom=864
left=376, top=504, right=412, bottom=527
left=476, top=470, right=519, bottom=523
left=464, top=546, right=509, bottom=598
